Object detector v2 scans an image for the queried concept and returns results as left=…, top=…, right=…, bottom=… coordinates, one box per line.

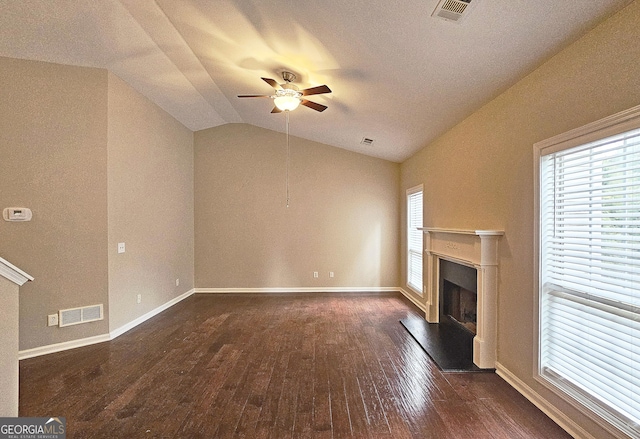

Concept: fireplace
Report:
left=420, top=228, right=503, bottom=369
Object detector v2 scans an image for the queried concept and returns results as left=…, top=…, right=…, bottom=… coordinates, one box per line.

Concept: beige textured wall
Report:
left=0, top=57, right=109, bottom=351
left=107, top=73, right=194, bottom=331
left=0, top=276, right=20, bottom=416
left=400, top=2, right=640, bottom=437
left=195, top=124, right=399, bottom=289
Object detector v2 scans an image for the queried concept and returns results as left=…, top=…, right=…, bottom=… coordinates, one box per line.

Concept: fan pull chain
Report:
left=285, top=110, right=290, bottom=208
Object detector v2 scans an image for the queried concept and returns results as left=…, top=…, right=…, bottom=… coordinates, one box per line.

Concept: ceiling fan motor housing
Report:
left=280, top=82, right=300, bottom=92
left=276, top=87, right=302, bottom=99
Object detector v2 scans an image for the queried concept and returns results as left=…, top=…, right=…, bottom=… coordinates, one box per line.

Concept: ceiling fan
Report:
left=238, top=71, right=331, bottom=113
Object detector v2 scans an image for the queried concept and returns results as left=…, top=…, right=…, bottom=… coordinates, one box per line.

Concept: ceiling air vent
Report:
left=361, top=137, right=374, bottom=146
left=432, top=0, right=475, bottom=23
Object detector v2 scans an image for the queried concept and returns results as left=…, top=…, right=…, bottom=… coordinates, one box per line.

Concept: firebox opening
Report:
left=442, top=280, right=477, bottom=334
left=439, top=259, right=478, bottom=335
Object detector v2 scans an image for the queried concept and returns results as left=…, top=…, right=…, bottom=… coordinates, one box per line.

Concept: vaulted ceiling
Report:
left=0, top=0, right=633, bottom=162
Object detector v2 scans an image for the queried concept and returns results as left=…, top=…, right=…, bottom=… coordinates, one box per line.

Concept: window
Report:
left=535, top=106, right=640, bottom=438
left=407, top=185, right=423, bottom=294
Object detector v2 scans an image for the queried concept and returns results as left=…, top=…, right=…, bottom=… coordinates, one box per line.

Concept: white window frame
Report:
left=534, top=104, right=640, bottom=439
left=407, top=184, right=424, bottom=295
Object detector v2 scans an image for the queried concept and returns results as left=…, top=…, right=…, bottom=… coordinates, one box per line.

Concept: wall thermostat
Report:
left=3, top=207, right=33, bottom=222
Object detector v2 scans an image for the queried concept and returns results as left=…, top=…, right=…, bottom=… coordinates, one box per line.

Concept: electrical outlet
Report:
left=137, top=294, right=142, bottom=304
left=118, top=242, right=125, bottom=253
left=48, top=314, right=58, bottom=327
left=176, top=278, right=180, bottom=286
left=313, top=271, right=319, bottom=278
left=329, top=271, right=334, bottom=278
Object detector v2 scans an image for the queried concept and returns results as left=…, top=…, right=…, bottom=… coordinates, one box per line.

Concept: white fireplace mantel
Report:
left=419, top=228, right=504, bottom=369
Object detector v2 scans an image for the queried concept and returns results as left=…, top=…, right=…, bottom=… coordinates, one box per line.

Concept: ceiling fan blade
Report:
left=262, top=77, right=282, bottom=90
left=271, top=106, right=283, bottom=113
left=301, top=85, right=331, bottom=96
left=237, top=94, right=271, bottom=98
left=301, top=99, right=327, bottom=112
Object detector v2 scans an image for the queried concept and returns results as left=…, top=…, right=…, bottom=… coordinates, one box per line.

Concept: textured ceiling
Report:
left=0, top=0, right=633, bottom=162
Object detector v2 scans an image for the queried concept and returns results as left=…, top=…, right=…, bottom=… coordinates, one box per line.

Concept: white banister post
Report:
left=0, top=257, right=33, bottom=417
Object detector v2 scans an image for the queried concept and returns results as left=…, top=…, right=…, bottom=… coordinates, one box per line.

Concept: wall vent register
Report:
left=59, top=304, right=104, bottom=327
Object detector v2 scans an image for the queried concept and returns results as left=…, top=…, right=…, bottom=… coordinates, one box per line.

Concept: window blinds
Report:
left=408, top=189, right=423, bottom=293
left=539, top=127, right=640, bottom=437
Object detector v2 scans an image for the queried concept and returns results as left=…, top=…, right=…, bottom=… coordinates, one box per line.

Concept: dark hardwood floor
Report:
left=20, top=292, right=571, bottom=438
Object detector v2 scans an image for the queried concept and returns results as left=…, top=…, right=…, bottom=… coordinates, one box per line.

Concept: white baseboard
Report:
left=495, top=362, right=595, bottom=439
left=109, top=289, right=194, bottom=340
left=19, top=289, right=195, bottom=360
left=18, top=333, right=111, bottom=360
left=397, top=287, right=426, bottom=312
left=195, top=287, right=402, bottom=294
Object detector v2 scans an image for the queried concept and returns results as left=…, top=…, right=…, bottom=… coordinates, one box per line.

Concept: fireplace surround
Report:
left=420, top=228, right=504, bottom=369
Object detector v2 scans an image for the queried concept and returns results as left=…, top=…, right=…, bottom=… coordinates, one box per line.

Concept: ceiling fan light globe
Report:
left=274, top=95, right=301, bottom=111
